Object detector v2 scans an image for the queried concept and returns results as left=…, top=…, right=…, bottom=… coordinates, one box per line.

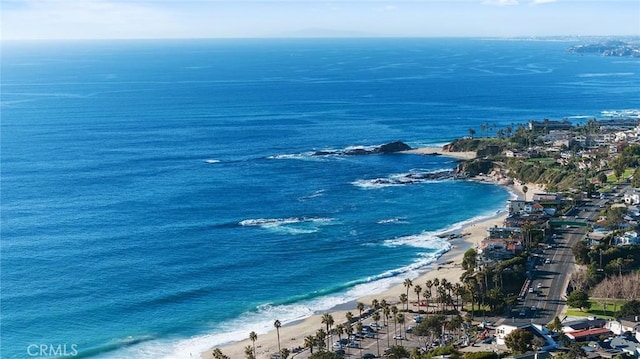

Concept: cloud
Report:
left=482, top=0, right=519, bottom=6
left=531, top=0, right=556, bottom=4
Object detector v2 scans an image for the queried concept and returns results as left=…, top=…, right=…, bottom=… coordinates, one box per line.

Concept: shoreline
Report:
left=201, top=150, right=537, bottom=359
left=403, top=146, right=477, bottom=160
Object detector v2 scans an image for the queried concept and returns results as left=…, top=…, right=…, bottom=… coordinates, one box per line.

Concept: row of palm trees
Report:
left=215, top=275, right=478, bottom=358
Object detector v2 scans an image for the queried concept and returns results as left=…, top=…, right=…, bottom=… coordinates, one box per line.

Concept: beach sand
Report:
left=202, top=151, right=537, bottom=359
left=403, top=146, right=477, bottom=160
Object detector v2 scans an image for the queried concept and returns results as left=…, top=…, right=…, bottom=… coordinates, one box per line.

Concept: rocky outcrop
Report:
left=377, top=141, right=412, bottom=153
left=312, top=141, right=412, bottom=156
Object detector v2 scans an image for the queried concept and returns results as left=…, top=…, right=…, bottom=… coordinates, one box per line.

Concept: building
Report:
left=495, top=323, right=557, bottom=350
left=565, top=328, right=612, bottom=342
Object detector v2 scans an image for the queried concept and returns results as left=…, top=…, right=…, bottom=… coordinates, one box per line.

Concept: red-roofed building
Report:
left=565, top=328, right=612, bottom=342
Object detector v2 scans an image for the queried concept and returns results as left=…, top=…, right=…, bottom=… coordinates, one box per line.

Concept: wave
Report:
left=100, top=207, right=510, bottom=359
left=239, top=216, right=334, bottom=234
left=578, top=72, right=635, bottom=78
left=203, top=159, right=221, bottom=164
left=376, top=217, right=408, bottom=224
left=298, top=190, right=325, bottom=201
left=352, top=168, right=453, bottom=188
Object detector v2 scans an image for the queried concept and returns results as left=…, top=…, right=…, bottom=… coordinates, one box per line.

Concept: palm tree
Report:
left=356, top=302, right=365, bottom=323
left=522, top=185, right=528, bottom=201
left=274, top=319, right=282, bottom=354
left=345, top=311, right=354, bottom=324
left=403, top=278, right=413, bottom=311
left=391, top=305, right=399, bottom=344
left=372, top=312, right=381, bottom=357
left=383, top=306, right=391, bottom=348
left=424, top=290, right=432, bottom=316
left=425, top=279, right=434, bottom=314
left=335, top=323, right=345, bottom=349
left=380, top=300, right=388, bottom=326
left=356, top=321, right=364, bottom=358
left=453, top=283, right=464, bottom=312
left=397, top=313, right=406, bottom=346
left=371, top=299, right=379, bottom=312
left=244, top=345, right=255, bottom=359
left=321, top=313, right=334, bottom=350
left=249, top=331, right=258, bottom=358
left=399, top=293, right=408, bottom=312
left=304, top=335, right=316, bottom=354
left=414, top=285, right=422, bottom=311
left=315, top=329, right=327, bottom=352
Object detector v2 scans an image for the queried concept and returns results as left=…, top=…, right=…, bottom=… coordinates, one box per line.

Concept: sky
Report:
left=1, top=0, right=639, bottom=40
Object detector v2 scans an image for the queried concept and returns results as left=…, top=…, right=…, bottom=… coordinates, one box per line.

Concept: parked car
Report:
left=363, top=354, right=376, bottom=359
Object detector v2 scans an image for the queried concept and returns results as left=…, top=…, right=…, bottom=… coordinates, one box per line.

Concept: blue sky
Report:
left=2, top=0, right=639, bottom=40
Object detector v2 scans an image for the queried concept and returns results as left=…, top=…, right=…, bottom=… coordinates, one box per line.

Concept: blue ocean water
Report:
left=1, top=38, right=639, bottom=358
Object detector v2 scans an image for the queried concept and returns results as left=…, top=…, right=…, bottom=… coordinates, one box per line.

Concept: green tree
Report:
left=315, top=329, right=327, bottom=352
left=304, top=335, right=316, bottom=354
left=280, top=347, right=290, bottom=359
left=598, top=172, right=608, bottom=184
left=462, top=249, right=477, bottom=272
left=567, top=290, right=591, bottom=311
left=309, top=352, right=341, bottom=359
left=503, top=329, right=533, bottom=354
left=547, top=316, right=563, bottom=333
left=567, top=342, right=586, bottom=359
left=244, top=345, right=255, bottom=359
left=321, top=313, right=334, bottom=350
left=372, top=311, right=381, bottom=356
left=387, top=345, right=410, bottom=359
left=212, top=348, right=231, bottom=359
left=403, top=278, right=413, bottom=311
left=463, top=352, right=498, bottom=359
left=618, top=299, right=640, bottom=316
left=414, top=284, right=423, bottom=311
left=357, top=302, right=365, bottom=323
left=612, top=156, right=627, bottom=182
left=249, top=331, right=258, bottom=358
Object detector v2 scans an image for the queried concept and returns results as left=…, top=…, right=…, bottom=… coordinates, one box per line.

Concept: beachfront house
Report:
left=495, top=323, right=557, bottom=350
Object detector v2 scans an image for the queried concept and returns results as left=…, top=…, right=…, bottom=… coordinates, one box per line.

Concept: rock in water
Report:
left=376, top=141, right=412, bottom=153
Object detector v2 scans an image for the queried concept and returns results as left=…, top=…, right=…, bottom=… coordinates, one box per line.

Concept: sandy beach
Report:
left=202, top=150, right=537, bottom=359
left=403, top=146, right=477, bottom=160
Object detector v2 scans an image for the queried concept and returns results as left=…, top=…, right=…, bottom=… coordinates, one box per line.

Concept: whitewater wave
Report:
left=239, top=216, right=334, bottom=234
left=102, top=210, right=511, bottom=359
left=376, top=217, right=408, bottom=224
left=352, top=168, right=454, bottom=188
left=203, top=159, right=221, bottom=164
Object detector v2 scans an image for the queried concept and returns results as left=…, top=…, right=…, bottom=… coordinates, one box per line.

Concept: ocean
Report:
left=1, top=38, right=639, bottom=358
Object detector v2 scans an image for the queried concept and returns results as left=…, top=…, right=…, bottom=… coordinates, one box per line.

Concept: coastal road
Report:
left=508, top=205, right=601, bottom=326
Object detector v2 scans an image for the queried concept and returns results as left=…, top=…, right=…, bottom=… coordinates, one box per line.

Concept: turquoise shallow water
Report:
left=1, top=38, right=639, bottom=358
